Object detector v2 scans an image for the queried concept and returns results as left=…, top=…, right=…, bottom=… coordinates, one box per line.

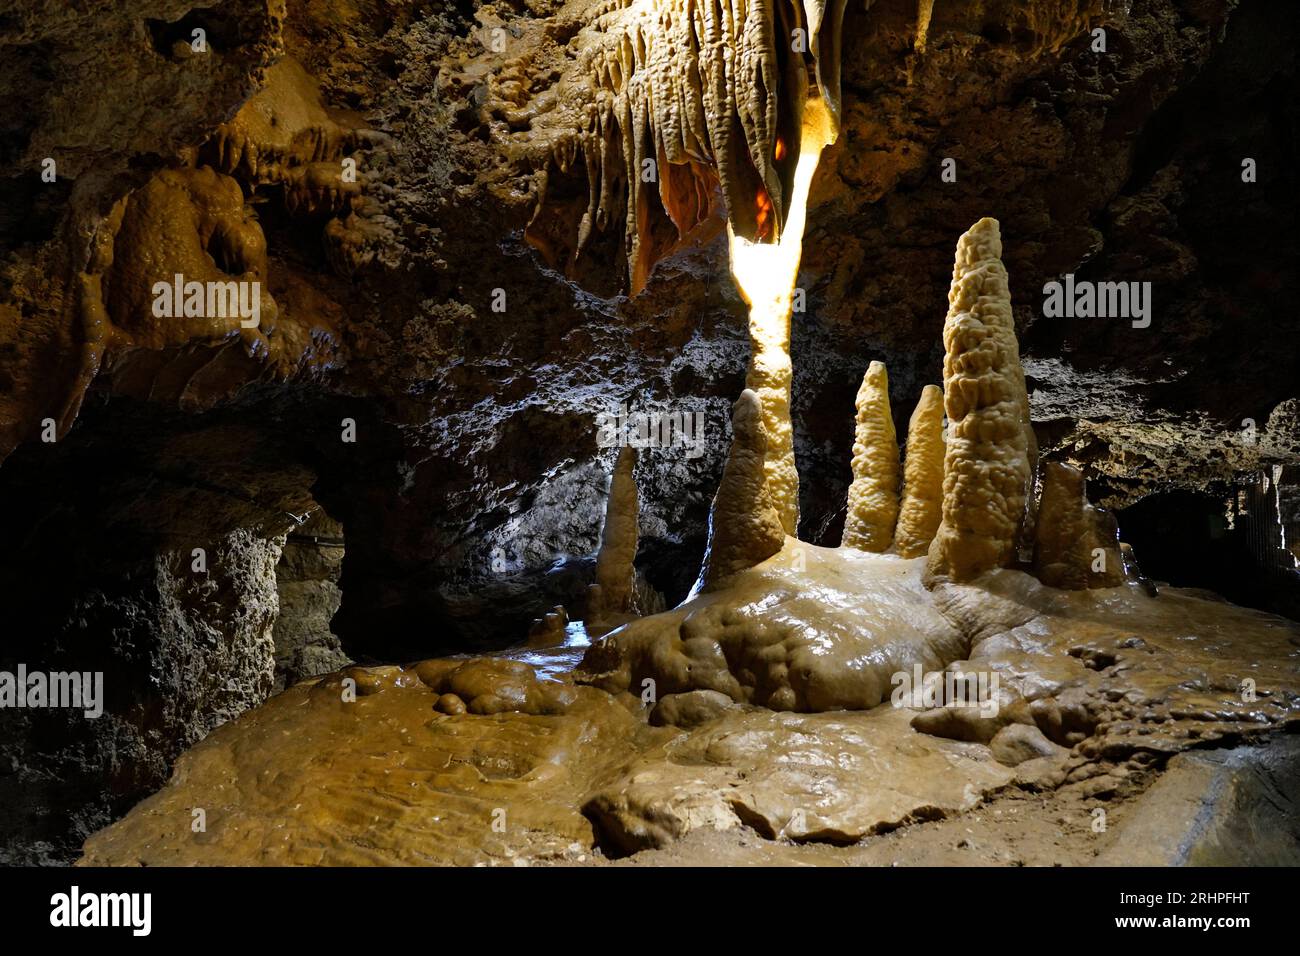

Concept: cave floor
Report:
left=78, top=550, right=1300, bottom=868
left=589, top=733, right=1300, bottom=866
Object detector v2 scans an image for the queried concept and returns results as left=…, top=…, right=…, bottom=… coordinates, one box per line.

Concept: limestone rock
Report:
left=841, top=361, right=900, bottom=552
left=1033, top=462, right=1126, bottom=589
left=989, top=723, right=1066, bottom=767
left=649, top=689, right=738, bottom=728
left=80, top=658, right=646, bottom=866
left=590, top=445, right=640, bottom=620
left=528, top=605, right=570, bottom=648
left=583, top=542, right=967, bottom=712
left=909, top=683, right=1033, bottom=745
left=696, top=389, right=787, bottom=590
left=585, top=706, right=1015, bottom=853
left=894, top=384, right=945, bottom=558
left=928, top=217, right=1035, bottom=582
left=272, top=511, right=349, bottom=691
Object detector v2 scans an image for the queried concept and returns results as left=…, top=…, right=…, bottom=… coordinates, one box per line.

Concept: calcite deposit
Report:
left=589, top=445, right=640, bottom=621
left=2, top=0, right=1298, bottom=869
left=695, top=389, right=787, bottom=591
left=78, top=543, right=1300, bottom=866
left=893, top=385, right=945, bottom=559
left=841, top=360, right=899, bottom=553
left=928, top=218, right=1037, bottom=583
left=512, top=0, right=849, bottom=290
left=1033, top=462, right=1126, bottom=590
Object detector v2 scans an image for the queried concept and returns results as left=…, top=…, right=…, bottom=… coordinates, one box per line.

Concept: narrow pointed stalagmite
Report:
left=841, top=361, right=899, bottom=552
left=588, top=445, right=640, bottom=621
left=1033, top=462, right=1126, bottom=589
left=894, top=384, right=945, bottom=558
left=927, top=217, right=1035, bottom=582
left=697, top=389, right=788, bottom=591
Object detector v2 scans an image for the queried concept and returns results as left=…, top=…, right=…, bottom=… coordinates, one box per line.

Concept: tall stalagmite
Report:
left=590, top=445, right=640, bottom=619
left=697, top=389, right=787, bottom=590
left=927, top=217, right=1034, bottom=581
left=894, top=384, right=945, bottom=558
left=729, top=97, right=837, bottom=537
left=841, top=361, right=900, bottom=552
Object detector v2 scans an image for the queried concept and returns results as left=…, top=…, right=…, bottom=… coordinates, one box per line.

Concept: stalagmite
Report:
left=841, top=361, right=900, bottom=552
left=729, top=97, right=837, bottom=536
left=927, top=217, right=1035, bottom=582
left=696, top=389, right=788, bottom=590
left=528, top=606, right=570, bottom=648
left=1033, top=462, right=1126, bottom=589
left=589, top=445, right=640, bottom=620
left=894, top=384, right=945, bottom=558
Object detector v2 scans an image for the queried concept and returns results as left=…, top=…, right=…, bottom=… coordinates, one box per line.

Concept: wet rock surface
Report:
left=79, top=544, right=1300, bottom=866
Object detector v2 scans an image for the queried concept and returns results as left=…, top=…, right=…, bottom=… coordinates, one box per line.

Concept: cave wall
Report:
left=272, top=509, right=350, bottom=690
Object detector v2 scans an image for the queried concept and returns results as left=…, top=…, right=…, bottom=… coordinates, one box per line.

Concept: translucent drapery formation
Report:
left=590, top=445, right=640, bottom=620
left=927, top=217, right=1035, bottom=582
left=894, top=384, right=945, bottom=558
left=841, top=361, right=900, bottom=552
left=540, top=0, right=848, bottom=292
left=1033, top=462, right=1126, bottom=589
left=696, top=389, right=787, bottom=590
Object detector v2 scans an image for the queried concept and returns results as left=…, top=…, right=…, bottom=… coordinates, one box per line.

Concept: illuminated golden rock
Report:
left=927, top=217, right=1035, bottom=582
left=894, top=384, right=945, bottom=558
left=561, top=0, right=849, bottom=289
left=696, top=389, right=788, bottom=590
left=211, top=56, right=356, bottom=192
left=729, top=97, right=837, bottom=535
left=841, top=360, right=900, bottom=553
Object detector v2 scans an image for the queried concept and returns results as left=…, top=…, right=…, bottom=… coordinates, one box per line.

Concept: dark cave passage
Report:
left=0, top=386, right=390, bottom=863
left=1118, top=471, right=1300, bottom=622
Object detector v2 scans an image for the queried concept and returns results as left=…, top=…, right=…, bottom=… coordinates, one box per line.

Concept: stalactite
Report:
left=558, top=0, right=848, bottom=291
left=841, top=361, right=900, bottom=552
left=894, top=384, right=945, bottom=558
